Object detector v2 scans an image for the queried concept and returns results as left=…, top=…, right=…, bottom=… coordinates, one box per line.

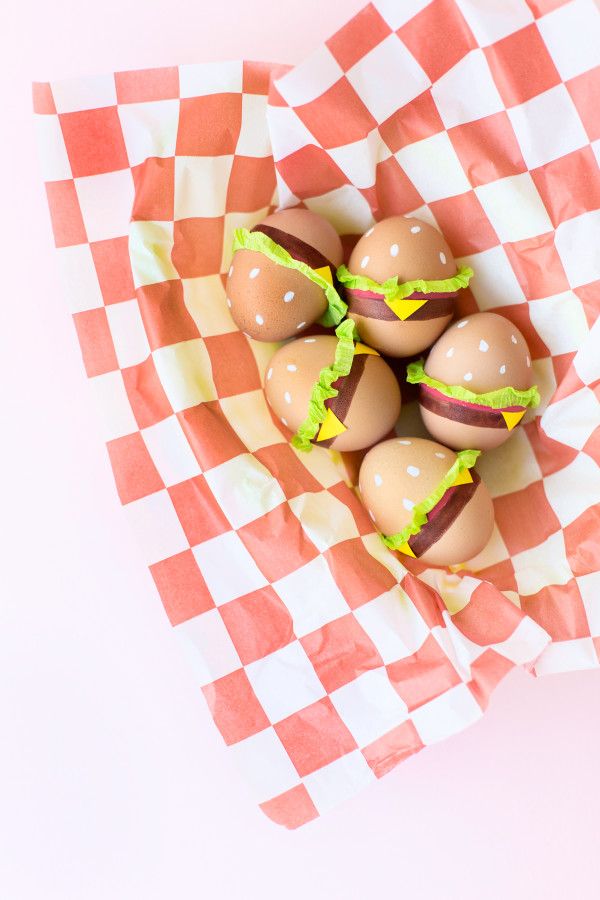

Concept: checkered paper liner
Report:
left=34, top=0, right=600, bottom=829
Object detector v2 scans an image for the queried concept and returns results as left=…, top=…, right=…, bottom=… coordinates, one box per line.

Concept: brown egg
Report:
left=343, top=216, right=459, bottom=357
left=227, top=209, right=343, bottom=341
left=359, top=437, right=494, bottom=566
left=264, top=335, right=401, bottom=452
left=417, top=312, right=536, bottom=451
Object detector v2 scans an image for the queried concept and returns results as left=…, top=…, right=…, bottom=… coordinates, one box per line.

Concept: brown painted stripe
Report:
left=408, top=471, right=480, bottom=557
left=420, top=385, right=509, bottom=429
left=251, top=223, right=338, bottom=286
left=316, top=353, right=368, bottom=448
left=348, top=292, right=455, bottom=322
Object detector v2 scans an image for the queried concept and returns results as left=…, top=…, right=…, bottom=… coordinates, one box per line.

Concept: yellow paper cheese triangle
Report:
left=316, top=407, right=347, bottom=441
left=398, top=541, right=416, bottom=558
left=451, top=467, right=474, bottom=487
left=501, top=409, right=526, bottom=430
left=386, top=297, right=427, bottom=321
left=354, top=342, right=380, bottom=356
left=314, top=265, right=333, bottom=285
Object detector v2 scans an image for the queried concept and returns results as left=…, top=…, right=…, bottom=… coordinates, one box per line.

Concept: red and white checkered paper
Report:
left=35, top=0, right=600, bottom=828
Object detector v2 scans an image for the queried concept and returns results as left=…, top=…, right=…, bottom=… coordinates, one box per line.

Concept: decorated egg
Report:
left=359, top=438, right=494, bottom=567
left=407, top=312, right=540, bottom=451
left=227, top=208, right=346, bottom=341
left=336, top=216, right=473, bottom=357
left=264, top=321, right=401, bottom=452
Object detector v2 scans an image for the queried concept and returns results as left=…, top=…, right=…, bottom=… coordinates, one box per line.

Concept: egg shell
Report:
left=345, top=216, right=455, bottom=357
left=359, top=437, right=494, bottom=567
left=420, top=312, right=534, bottom=451
left=265, top=335, right=401, bottom=452
left=227, top=209, right=343, bottom=342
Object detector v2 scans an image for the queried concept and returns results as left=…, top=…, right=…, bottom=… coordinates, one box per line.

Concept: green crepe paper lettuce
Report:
left=407, top=359, right=541, bottom=410
left=336, top=263, right=473, bottom=305
left=381, top=449, right=481, bottom=551
left=291, top=318, right=358, bottom=453
left=232, top=228, right=347, bottom=327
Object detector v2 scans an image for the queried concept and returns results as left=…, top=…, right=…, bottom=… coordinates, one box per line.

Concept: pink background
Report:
left=3, top=1, right=599, bottom=896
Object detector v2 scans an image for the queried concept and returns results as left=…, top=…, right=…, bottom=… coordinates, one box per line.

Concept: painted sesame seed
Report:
left=435, top=452, right=446, bottom=459
left=464, top=372, right=473, bottom=382
left=296, top=321, right=306, bottom=330
left=390, top=243, right=399, bottom=257
left=374, top=473, right=383, bottom=487
left=365, top=226, right=374, bottom=237
left=398, top=439, right=411, bottom=445
left=228, top=265, right=234, bottom=277
left=457, top=320, right=468, bottom=328
left=479, top=339, right=489, bottom=352
left=439, top=251, right=447, bottom=264
left=368, top=509, right=376, bottom=521
left=511, top=334, right=517, bottom=344
left=284, top=391, right=292, bottom=404
left=249, top=267, right=260, bottom=279
left=403, top=498, right=415, bottom=511
left=526, top=355, right=531, bottom=367
left=410, top=225, right=421, bottom=234
left=281, top=417, right=288, bottom=427
left=255, top=314, right=264, bottom=325
left=407, top=465, right=420, bottom=477
left=226, top=297, right=232, bottom=308
left=360, top=255, right=370, bottom=269
left=286, top=364, right=297, bottom=372
left=283, top=291, right=295, bottom=302
left=267, top=367, right=273, bottom=380
left=446, top=347, right=455, bottom=358
left=499, top=364, right=506, bottom=375
left=304, top=338, right=316, bottom=343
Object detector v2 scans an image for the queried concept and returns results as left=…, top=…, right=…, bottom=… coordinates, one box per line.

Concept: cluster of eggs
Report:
left=226, top=209, right=539, bottom=566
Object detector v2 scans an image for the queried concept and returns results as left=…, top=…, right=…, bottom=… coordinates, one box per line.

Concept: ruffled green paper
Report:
left=381, top=449, right=481, bottom=551
left=407, top=360, right=541, bottom=410
left=232, top=228, right=347, bottom=327
left=291, top=319, right=357, bottom=453
left=336, top=263, right=473, bottom=306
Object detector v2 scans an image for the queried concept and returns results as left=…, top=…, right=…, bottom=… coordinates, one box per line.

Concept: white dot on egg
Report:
left=479, top=339, right=489, bottom=352
left=296, top=321, right=306, bottom=330
left=304, top=338, right=316, bottom=343
left=368, top=509, right=375, bottom=521
left=457, top=320, right=469, bottom=328
left=365, top=227, right=374, bottom=237
left=410, top=225, right=421, bottom=234
left=374, top=473, right=383, bottom=487
left=284, top=391, right=292, bottom=405
left=249, top=267, right=260, bottom=279
left=499, top=364, right=506, bottom=375
left=226, top=297, right=232, bottom=308
left=403, top=498, right=415, bottom=511
left=360, top=255, right=370, bottom=269
left=511, top=334, right=517, bottom=344
left=390, top=243, right=399, bottom=257
left=281, top=417, right=288, bottom=427
left=435, top=452, right=446, bottom=459
left=228, top=265, right=234, bottom=277
left=446, top=347, right=455, bottom=358
left=526, top=355, right=531, bottom=367
left=398, top=439, right=411, bottom=445
left=286, top=364, right=297, bottom=372
left=284, top=291, right=295, bottom=302
left=255, top=314, right=264, bottom=325
left=407, top=465, right=420, bottom=477
left=267, top=367, right=273, bottom=380
left=464, top=372, right=473, bottom=382
left=439, top=251, right=447, bottom=264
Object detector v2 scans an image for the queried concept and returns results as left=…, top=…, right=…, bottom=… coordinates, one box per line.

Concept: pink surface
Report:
left=3, top=0, right=600, bottom=896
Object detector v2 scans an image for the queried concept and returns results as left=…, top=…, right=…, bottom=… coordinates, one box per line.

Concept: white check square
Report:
left=75, top=169, right=135, bottom=242
left=236, top=93, right=272, bottom=158
left=354, top=588, right=430, bottom=665
left=219, top=391, right=285, bottom=453
left=177, top=609, right=242, bottom=686
left=204, top=453, right=285, bottom=529
left=578, top=573, right=600, bottom=637
left=432, top=50, right=505, bottom=129
left=330, top=668, right=408, bottom=747
left=183, top=275, right=236, bottom=338
left=396, top=132, right=471, bottom=203
left=52, top=73, right=118, bottom=113
left=304, top=751, right=375, bottom=815
left=35, top=113, right=72, bottom=181
left=106, top=299, right=151, bottom=369
left=193, top=531, right=268, bottom=605
left=273, top=556, right=349, bottom=637
left=118, top=100, right=179, bottom=167
left=179, top=61, right=243, bottom=98
left=245, top=641, right=326, bottom=723
left=227, top=728, right=299, bottom=802
left=475, top=174, right=552, bottom=243
left=411, top=683, right=482, bottom=745
left=476, top=428, right=542, bottom=498
left=174, top=155, right=234, bottom=220
left=529, top=291, right=589, bottom=356
left=152, top=339, right=217, bottom=412
left=555, top=211, right=600, bottom=288
left=458, top=245, right=525, bottom=310
left=543, top=453, right=600, bottom=529
left=508, top=85, right=588, bottom=170
left=129, top=221, right=179, bottom=289
left=141, top=415, right=202, bottom=487
left=455, top=0, right=533, bottom=45
left=88, top=370, right=138, bottom=442
left=289, top=490, right=359, bottom=552
left=537, top=0, right=600, bottom=82
left=276, top=45, right=344, bottom=107
left=512, top=530, right=572, bottom=597
left=542, top=386, right=599, bottom=450
left=55, top=243, right=105, bottom=313
left=124, top=490, right=188, bottom=565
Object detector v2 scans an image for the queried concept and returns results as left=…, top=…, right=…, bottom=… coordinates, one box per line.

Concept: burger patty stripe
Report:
left=347, top=291, right=456, bottom=322
left=419, top=385, right=524, bottom=429
left=408, top=471, right=480, bottom=557
left=317, top=353, right=368, bottom=448
left=252, top=223, right=340, bottom=289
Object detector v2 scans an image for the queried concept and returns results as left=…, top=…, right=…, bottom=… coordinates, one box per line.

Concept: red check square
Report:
left=136, top=279, right=199, bottom=350
left=448, top=112, right=527, bottom=188
left=401, top=572, right=446, bottom=630
left=564, top=506, right=600, bottom=579
left=178, top=401, right=246, bottom=471
left=387, top=634, right=461, bottom=711
left=254, top=443, right=323, bottom=499
left=90, top=236, right=136, bottom=304
left=504, top=232, right=569, bottom=301
left=122, top=356, right=173, bottom=429
left=60, top=107, right=129, bottom=177
left=398, top=0, right=477, bottom=83
left=468, top=649, right=514, bottom=710
left=531, top=147, right=600, bottom=229
left=45, top=180, right=87, bottom=247
left=494, top=480, right=561, bottom=555
left=324, top=538, right=396, bottom=610
left=204, top=332, right=261, bottom=398
left=169, top=476, right=231, bottom=545
left=295, top=78, right=378, bottom=150
left=32, top=82, right=56, bottom=114
left=176, top=94, right=242, bottom=156
left=115, top=67, right=179, bottom=103
left=523, top=421, right=578, bottom=477
left=277, top=145, right=348, bottom=200
left=132, top=157, right=175, bottom=222
left=259, top=783, right=318, bottom=830
left=451, top=582, right=525, bottom=645
left=575, top=283, right=600, bottom=329
left=475, top=559, right=518, bottom=596
left=379, top=91, right=444, bottom=153
left=107, top=432, right=164, bottom=504
left=172, top=217, right=224, bottom=279
left=242, top=60, right=274, bottom=95
left=238, top=503, right=319, bottom=582
left=326, top=5, right=392, bottom=71
left=327, top=483, right=374, bottom=536
left=567, top=68, right=600, bottom=142
left=73, top=307, right=118, bottom=377
left=301, top=614, right=384, bottom=693
left=220, top=586, right=294, bottom=665
left=375, top=156, right=424, bottom=217
left=226, top=156, right=277, bottom=213
left=150, top=550, right=214, bottom=625
left=362, top=719, right=423, bottom=778
left=521, top=579, right=589, bottom=641
left=203, top=669, right=270, bottom=745
left=274, top=697, right=357, bottom=777
left=484, top=24, right=561, bottom=107
left=429, top=191, right=500, bottom=256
